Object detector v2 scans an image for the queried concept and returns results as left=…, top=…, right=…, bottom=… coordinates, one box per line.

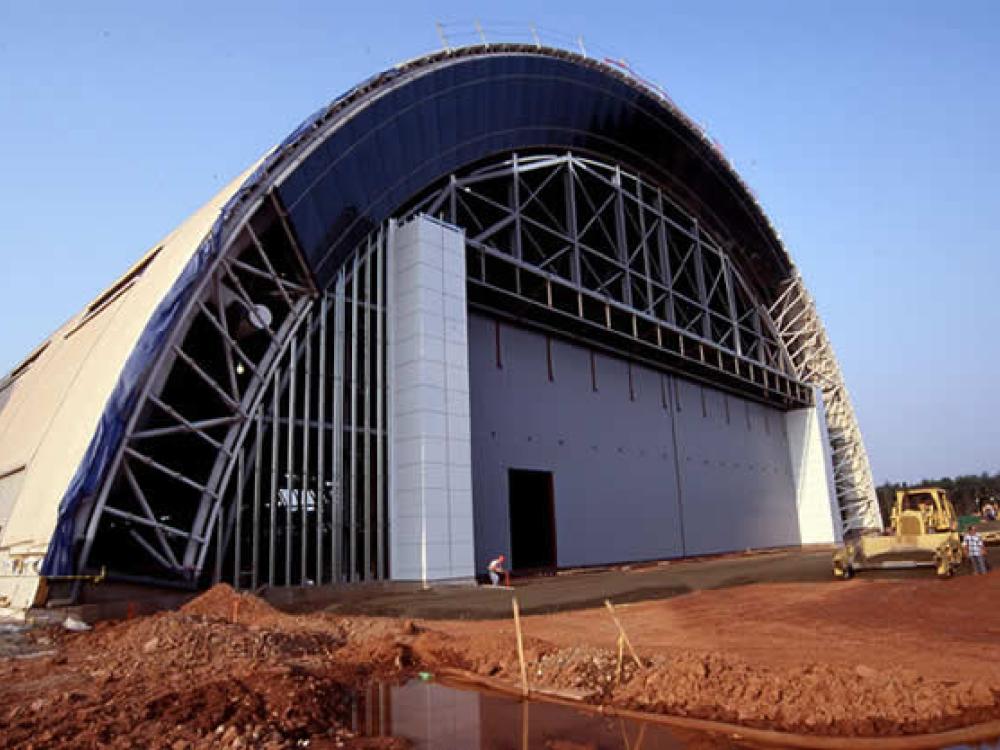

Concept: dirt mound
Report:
left=0, top=600, right=401, bottom=749
left=5, top=572, right=1000, bottom=744
left=78, top=610, right=345, bottom=670
left=180, top=583, right=284, bottom=626
left=2, top=659, right=378, bottom=749
left=617, top=651, right=999, bottom=735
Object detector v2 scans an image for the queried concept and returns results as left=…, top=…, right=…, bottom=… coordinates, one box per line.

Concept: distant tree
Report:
left=875, top=471, right=1000, bottom=525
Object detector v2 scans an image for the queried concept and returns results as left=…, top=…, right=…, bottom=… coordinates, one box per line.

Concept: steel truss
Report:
left=74, top=148, right=875, bottom=592
left=769, top=274, right=882, bottom=532
left=215, top=232, right=387, bottom=588
left=406, top=152, right=811, bottom=407
left=76, top=208, right=388, bottom=591
left=407, top=151, right=878, bottom=534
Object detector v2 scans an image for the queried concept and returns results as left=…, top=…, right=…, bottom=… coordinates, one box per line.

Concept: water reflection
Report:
left=353, top=680, right=740, bottom=749
left=351, top=681, right=1000, bottom=750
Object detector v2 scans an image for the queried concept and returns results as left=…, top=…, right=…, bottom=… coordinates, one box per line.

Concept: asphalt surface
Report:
left=311, top=545, right=1000, bottom=620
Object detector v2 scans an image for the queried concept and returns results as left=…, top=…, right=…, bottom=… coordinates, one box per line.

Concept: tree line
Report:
left=876, top=471, right=1000, bottom=524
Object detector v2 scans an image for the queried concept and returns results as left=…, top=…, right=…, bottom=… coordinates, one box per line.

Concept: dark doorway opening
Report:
left=508, top=469, right=557, bottom=572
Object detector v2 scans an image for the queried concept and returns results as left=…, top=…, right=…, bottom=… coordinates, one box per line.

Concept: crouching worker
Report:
left=487, top=554, right=506, bottom=586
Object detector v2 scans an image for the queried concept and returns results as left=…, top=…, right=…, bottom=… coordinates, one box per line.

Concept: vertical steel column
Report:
left=512, top=153, right=523, bottom=263
left=751, top=301, right=765, bottom=364
left=233, top=447, right=243, bottom=588
left=349, top=252, right=360, bottom=582
left=332, top=269, right=346, bottom=582
left=375, top=229, right=386, bottom=579
left=285, top=337, right=297, bottom=585
left=636, top=181, right=655, bottom=315
left=613, top=164, right=632, bottom=307
left=721, top=258, right=742, bottom=357
left=655, top=188, right=676, bottom=326
left=384, top=220, right=397, bottom=583
left=448, top=174, right=458, bottom=225
left=301, top=310, right=313, bottom=584
left=214, top=498, right=223, bottom=584
left=565, top=155, right=583, bottom=318
left=269, top=369, right=279, bottom=587
left=511, top=154, right=522, bottom=298
left=363, top=241, right=372, bottom=579
left=316, top=295, right=328, bottom=585
left=252, top=410, right=262, bottom=590
left=691, top=219, right=712, bottom=340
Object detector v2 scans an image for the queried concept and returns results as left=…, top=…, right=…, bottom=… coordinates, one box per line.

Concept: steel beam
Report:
left=349, top=253, right=360, bottom=582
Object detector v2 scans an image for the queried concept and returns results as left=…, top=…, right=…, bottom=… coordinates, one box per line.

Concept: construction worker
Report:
left=487, top=554, right=506, bottom=586
left=964, top=526, right=988, bottom=575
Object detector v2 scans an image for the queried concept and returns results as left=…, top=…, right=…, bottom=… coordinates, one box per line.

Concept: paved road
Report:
left=312, top=546, right=1000, bottom=620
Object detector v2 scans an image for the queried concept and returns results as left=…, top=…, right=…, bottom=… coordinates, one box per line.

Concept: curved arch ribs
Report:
left=769, top=273, right=882, bottom=533
left=74, top=149, right=875, bottom=592
left=75, top=198, right=390, bottom=593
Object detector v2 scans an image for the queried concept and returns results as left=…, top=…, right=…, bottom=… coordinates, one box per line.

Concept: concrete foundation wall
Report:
left=468, top=314, right=805, bottom=575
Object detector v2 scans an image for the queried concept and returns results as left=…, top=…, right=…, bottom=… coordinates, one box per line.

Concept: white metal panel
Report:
left=388, top=216, right=475, bottom=582
left=786, top=389, right=842, bottom=545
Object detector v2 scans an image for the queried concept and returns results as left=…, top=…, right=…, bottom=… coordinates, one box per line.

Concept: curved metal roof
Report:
left=256, top=45, right=796, bottom=297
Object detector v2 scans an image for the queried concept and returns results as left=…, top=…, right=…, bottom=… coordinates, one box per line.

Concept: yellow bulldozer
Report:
left=833, top=487, right=964, bottom=579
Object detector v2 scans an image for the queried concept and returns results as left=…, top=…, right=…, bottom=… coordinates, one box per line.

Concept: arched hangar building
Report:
left=0, top=45, right=880, bottom=609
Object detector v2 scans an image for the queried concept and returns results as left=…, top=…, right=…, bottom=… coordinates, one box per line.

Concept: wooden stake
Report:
left=604, top=599, right=642, bottom=669
left=521, top=698, right=530, bottom=749
left=615, top=633, right=625, bottom=685
left=635, top=722, right=647, bottom=750
left=512, top=596, right=529, bottom=697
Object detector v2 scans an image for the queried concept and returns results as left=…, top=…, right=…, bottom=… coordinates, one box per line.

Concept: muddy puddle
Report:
left=350, top=679, right=752, bottom=748
left=350, top=679, right=1000, bottom=750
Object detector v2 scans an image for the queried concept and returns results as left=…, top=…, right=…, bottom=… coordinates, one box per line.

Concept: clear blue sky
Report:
left=1, top=2, right=997, bottom=483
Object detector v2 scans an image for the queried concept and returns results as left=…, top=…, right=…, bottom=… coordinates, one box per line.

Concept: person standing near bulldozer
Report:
left=964, top=526, right=988, bottom=575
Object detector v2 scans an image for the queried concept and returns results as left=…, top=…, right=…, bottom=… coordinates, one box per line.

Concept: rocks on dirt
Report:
left=179, top=583, right=283, bottom=625
left=0, top=585, right=405, bottom=749
left=3, top=577, right=1000, bottom=745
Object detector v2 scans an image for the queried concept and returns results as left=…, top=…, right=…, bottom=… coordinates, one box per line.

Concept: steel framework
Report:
left=75, top=202, right=388, bottom=591
left=406, top=152, right=878, bottom=534
left=214, top=232, right=388, bottom=589
left=406, top=153, right=811, bottom=408
left=769, top=274, right=882, bottom=532
left=73, top=149, right=877, bottom=593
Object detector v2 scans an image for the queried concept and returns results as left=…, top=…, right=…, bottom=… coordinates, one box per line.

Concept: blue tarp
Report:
left=41, top=58, right=415, bottom=575
left=40, top=99, right=339, bottom=576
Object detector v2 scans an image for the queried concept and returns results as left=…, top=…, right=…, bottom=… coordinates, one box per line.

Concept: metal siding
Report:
left=469, top=314, right=684, bottom=574
left=469, top=313, right=800, bottom=574
left=674, top=379, right=800, bottom=555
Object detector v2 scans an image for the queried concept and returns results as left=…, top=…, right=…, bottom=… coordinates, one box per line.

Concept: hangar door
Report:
left=508, top=469, right=557, bottom=572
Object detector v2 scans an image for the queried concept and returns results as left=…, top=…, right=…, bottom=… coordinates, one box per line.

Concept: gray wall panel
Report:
left=672, top=379, right=800, bottom=555
left=468, top=313, right=800, bottom=575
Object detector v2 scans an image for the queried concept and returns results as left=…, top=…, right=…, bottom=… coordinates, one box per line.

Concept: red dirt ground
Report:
left=1, top=573, right=999, bottom=747
left=432, top=571, right=1000, bottom=735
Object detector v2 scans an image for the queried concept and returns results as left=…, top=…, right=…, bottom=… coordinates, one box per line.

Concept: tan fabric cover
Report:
left=0, top=164, right=260, bottom=608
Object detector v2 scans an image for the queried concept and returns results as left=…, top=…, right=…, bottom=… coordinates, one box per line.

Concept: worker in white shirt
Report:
left=487, top=554, right=506, bottom=586
left=964, top=526, right=988, bottom=575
